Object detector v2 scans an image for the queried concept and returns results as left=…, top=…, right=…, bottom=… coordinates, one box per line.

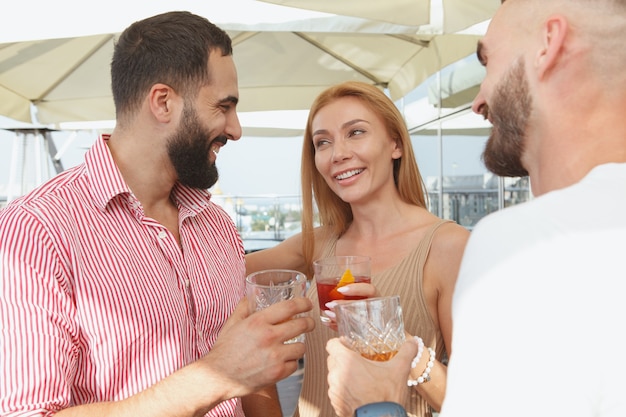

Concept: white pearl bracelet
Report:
left=409, top=336, right=425, bottom=369
left=407, top=342, right=435, bottom=387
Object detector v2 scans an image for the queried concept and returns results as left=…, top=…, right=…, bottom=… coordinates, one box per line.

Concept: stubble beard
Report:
left=482, top=58, right=531, bottom=178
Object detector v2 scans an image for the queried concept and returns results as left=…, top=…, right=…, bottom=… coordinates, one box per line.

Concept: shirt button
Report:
left=157, top=230, right=167, bottom=239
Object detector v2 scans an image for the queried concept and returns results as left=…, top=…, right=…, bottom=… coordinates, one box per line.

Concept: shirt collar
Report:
left=172, top=183, right=213, bottom=217
left=85, top=134, right=213, bottom=215
left=85, top=134, right=132, bottom=211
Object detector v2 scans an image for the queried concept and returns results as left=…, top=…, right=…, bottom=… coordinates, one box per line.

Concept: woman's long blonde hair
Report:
left=300, top=81, right=428, bottom=276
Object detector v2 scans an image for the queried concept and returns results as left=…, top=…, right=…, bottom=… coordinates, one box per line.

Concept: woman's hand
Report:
left=322, top=282, right=380, bottom=331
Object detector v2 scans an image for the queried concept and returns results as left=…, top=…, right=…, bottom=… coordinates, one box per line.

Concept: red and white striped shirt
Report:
left=0, top=135, right=246, bottom=416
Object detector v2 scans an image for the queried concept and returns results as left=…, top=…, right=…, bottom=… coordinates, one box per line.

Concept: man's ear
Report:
left=535, top=14, right=568, bottom=80
left=148, top=83, right=176, bottom=123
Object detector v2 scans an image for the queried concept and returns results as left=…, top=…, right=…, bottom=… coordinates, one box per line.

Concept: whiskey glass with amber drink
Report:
left=313, top=255, right=371, bottom=323
left=335, top=295, right=405, bottom=361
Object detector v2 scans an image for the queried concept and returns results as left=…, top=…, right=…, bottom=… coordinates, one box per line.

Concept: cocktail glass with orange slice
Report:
left=313, top=255, right=371, bottom=323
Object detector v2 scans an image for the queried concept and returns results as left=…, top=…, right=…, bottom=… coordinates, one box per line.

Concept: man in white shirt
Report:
left=325, top=0, right=626, bottom=416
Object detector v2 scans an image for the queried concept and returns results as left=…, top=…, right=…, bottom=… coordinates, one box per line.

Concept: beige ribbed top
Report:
left=295, top=220, right=450, bottom=417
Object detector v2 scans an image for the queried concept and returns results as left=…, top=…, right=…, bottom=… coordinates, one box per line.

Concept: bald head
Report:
left=486, top=0, right=626, bottom=100
left=474, top=0, right=626, bottom=194
left=498, top=0, right=626, bottom=83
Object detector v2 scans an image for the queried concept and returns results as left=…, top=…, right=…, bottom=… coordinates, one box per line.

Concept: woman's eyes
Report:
left=314, top=129, right=366, bottom=148
left=314, top=138, right=330, bottom=149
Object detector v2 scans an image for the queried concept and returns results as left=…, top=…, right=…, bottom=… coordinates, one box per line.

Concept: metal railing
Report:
left=211, top=175, right=530, bottom=251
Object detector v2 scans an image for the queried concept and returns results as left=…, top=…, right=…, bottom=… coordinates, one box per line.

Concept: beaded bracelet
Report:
left=409, top=336, right=425, bottom=369
left=407, top=344, right=435, bottom=387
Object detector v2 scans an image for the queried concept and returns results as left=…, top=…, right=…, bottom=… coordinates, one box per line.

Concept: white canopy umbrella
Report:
left=231, top=29, right=481, bottom=112
left=0, top=1, right=483, bottom=127
left=1, top=0, right=338, bottom=44
left=258, top=0, right=500, bottom=33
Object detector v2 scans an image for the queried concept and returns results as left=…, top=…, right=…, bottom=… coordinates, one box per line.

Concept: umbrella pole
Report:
left=6, top=133, right=23, bottom=203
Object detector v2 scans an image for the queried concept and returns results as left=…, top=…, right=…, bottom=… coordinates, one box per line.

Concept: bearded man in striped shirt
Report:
left=0, top=11, right=314, bottom=417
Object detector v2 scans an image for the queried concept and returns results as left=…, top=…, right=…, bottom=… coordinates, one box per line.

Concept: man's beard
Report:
left=167, top=104, right=225, bottom=190
left=481, top=58, right=531, bottom=178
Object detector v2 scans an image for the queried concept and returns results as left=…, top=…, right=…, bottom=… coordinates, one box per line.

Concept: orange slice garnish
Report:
left=337, top=268, right=355, bottom=286
left=329, top=268, right=355, bottom=299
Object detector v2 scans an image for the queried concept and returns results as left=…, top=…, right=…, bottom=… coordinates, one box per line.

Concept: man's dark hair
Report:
left=111, top=11, right=233, bottom=122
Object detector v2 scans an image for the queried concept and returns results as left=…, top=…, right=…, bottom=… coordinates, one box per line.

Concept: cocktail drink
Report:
left=335, top=296, right=406, bottom=361
left=316, top=275, right=372, bottom=315
left=313, top=255, right=371, bottom=323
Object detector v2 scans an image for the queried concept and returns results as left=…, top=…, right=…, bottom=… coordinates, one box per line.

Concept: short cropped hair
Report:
left=111, top=11, right=232, bottom=123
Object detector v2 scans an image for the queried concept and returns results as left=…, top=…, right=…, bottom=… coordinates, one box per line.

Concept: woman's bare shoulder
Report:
left=430, top=219, right=470, bottom=257
left=423, top=220, right=470, bottom=292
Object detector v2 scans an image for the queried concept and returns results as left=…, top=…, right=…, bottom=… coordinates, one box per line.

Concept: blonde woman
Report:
left=246, top=81, right=469, bottom=417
